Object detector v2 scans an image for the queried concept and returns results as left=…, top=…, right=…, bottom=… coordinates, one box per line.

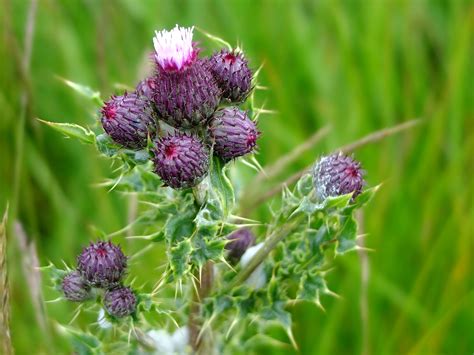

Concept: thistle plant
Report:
left=40, top=25, right=381, bottom=354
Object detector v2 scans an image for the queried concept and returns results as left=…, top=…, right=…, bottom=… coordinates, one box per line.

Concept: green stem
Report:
left=226, top=214, right=305, bottom=291
left=189, top=261, right=214, bottom=353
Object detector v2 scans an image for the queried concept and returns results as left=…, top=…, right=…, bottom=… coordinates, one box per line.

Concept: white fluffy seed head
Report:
left=153, top=25, right=196, bottom=71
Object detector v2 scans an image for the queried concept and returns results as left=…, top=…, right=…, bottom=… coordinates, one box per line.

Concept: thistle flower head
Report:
left=153, top=133, right=210, bottom=189
left=210, top=107, right=260, bottom=161
left=100, top=93, right=157, bottom=149
left=104, top=286, right=137, bottom=318
left=152, top=58, right=221, bottom=128
left=312, top=153, right=365, bottom=201
left=153, top=25, right=197, bottom=72
left=61, top=270, right=92, bottom=302
left=77, top=241, right=127, bottom=288
left=225, top=228, right=256, bottom=262
left=209, top=49, right=253, bottom=103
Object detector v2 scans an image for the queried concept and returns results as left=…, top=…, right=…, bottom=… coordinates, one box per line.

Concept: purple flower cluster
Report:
left=61, top=241, right=137, bottom=318
left=99, top=25, right=260, bottom=189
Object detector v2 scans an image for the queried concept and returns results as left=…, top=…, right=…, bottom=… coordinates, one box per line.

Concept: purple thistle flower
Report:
left=153, top=133, right=209, bottom=189
left=209, top=49, right=253, bottom=103
left=152, top=59, right=220, bottom=129
left=225, top=228, right=256, bottom=262
left=104, top=286, right=137, bottom=318
left=151, top=26, right=220, bottom=128
left=100, top=93, right=157, bottom=149
left=210, top=107, right=260, bottom=161
left=61, top=270, right=92, bottom=302
left=312, top=153, right=365, bottom=201
left=77, top=241, right=127, bottom=288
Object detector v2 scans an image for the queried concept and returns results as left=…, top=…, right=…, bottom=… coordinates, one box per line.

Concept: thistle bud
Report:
left=61, top=270, right=92, bottom=302
left=100, top=93, right=157, bottom=149
left=153, top=133, right=209, bottom=189
left=312, top=153, right=365, bottom=201
left=209, top=49, right=253, bottom=103
left=225, top=228, right=255, bottom=262
left=77, top=241, right=127, bottom=288
left=104, top=286, right=137, bottom=318
left=210, top=107, right=259, bottom=161
left=152, top=26, right=220, bottom=128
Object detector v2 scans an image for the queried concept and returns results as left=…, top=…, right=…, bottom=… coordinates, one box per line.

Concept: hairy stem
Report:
left=189, top=261, right=214, bottom=353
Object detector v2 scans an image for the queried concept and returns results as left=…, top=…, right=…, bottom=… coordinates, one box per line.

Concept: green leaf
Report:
left=164, top=205, right=196, bottom=244
left=354, top=184, right=381, bottom=207
left=296, top=173, right=314, bottom=197
left=323, top=193, right=353, bottom=209
left=209, top=156, right=235, bottom=218
left=40, top=262, right=70, bottom=289
left=169, top=239, right=192, bottom=278
left=58, top=77, right=103, bottom=106
left=336, top=212, right=358, bottom=254
left=191, top=234, right=226, bottom=268
left=260, top=302, right=297, bottom=349
left=194, top=198, right=223, bottom=227
left=296, top=272, right=326, bottom=303
left=38, top=119, right=96, bottom=144
left=55, top=324, right=102, bottom=354
left=95, top=133, right=120, bottom=157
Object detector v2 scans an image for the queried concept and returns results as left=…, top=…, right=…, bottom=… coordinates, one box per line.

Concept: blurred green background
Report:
left=1, top=0, right=473, bottom=354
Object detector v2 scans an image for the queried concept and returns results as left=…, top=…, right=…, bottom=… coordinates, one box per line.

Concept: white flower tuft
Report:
left=153, top=25, right=196, bottom=71
left=97, top=308, right=112, bottom=329
left=146, top=327, right=189, bottom=354
left=240, top=242, right=267, bottom=289
left=147, top=329, right=174, bottom=354
left=171, top=326, right=189, bottom=353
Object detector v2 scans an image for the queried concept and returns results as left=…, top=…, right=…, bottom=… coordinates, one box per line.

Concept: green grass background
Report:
left=1, top=0, right=472, bottom=354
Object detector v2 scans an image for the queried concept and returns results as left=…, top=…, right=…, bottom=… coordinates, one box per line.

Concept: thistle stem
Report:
left=189, top=261, right=214, bottom=353
left=226, top=214, right=305, bottom=291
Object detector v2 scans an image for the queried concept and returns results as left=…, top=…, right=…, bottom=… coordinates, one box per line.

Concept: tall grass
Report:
left=1, top=0, right=472, bottom=353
